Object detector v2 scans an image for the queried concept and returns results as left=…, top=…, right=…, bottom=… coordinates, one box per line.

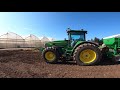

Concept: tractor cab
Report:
left=67, top=28, right=87, bottom=47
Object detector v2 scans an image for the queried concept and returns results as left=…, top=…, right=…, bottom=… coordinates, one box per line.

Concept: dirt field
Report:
left=0, top=49, right=120, bottom=78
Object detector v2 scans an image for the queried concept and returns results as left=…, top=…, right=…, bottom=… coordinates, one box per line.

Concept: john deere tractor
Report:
left=40, top=28, right=102, bottom=66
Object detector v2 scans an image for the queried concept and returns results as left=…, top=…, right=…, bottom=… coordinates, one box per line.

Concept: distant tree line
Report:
left=88, top=37, right=103, bottom=45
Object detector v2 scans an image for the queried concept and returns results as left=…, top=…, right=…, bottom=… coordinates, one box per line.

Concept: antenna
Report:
left=67, top=27, right=70, bottom=30
left=66, top=27, right=71, bottom=33
left=81, top=29, right=84, bottom=31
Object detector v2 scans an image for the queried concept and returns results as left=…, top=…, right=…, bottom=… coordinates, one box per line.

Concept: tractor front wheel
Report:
left=73, top=43, right=102, bottom=66
left=42, top=47, right=58, bottom=64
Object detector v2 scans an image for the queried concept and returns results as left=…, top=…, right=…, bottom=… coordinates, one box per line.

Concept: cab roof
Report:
left=67, top=29, right=87, bottom=34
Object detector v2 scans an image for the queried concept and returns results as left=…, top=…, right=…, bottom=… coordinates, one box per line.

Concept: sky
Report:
left=0, top=12, right=120, bottom=40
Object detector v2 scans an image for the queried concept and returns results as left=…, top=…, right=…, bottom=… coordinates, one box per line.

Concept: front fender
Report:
left=39, top=47, right=45, bottom=52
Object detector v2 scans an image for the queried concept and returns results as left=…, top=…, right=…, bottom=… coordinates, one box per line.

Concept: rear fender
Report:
left=71, top=41, right=99, bottom=56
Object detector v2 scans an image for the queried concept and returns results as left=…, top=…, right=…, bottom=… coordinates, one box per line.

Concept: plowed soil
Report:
left=0, top=49, right=120, bottom=78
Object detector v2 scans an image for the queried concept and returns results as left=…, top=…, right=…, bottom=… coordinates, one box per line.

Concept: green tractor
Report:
left=40, top=28, right=102, bottom=66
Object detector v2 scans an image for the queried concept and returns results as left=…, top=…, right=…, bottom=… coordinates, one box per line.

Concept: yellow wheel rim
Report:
left=45, top=51, right=56, bottom=61
left=80, top=49, right=96, bottom=64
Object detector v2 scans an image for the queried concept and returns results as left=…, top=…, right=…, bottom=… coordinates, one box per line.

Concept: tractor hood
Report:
left=45, top=40, right=68, bottom=47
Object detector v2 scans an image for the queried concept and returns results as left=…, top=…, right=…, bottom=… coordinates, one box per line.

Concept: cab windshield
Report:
left=70, top=32, right=85, bottom=41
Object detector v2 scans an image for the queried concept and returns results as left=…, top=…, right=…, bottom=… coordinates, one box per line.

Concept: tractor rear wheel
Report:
left=73, top=43, right=102, bottom=66
left=42, top=47, right=58, bottom=64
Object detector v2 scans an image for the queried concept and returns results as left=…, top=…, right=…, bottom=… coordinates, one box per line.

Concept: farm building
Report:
left=0, top=32, right=25, bottom=48
left=25, top=34, right=42, bottom=48
left=0, top=32, right=55, bottom=48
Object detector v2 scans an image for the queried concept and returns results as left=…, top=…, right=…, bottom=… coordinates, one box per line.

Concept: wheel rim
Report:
left=45, top=51, right=56, bottom=61
left=80, top=49, right=96, bottom=64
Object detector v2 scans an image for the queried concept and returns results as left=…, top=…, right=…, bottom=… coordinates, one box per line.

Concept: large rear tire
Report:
left=73, top=43, right=102, bottom=66
left=42, top=47, right=58, bottom=64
